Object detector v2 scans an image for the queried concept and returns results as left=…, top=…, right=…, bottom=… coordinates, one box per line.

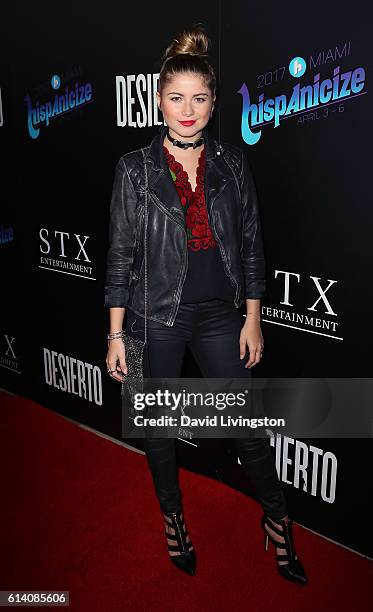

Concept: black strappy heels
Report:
left=163, top=509, right=197, bottom=576
left=261, top=514, right=308, bottom=585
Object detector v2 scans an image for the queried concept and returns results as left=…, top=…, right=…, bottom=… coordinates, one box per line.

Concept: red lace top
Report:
left=163, top=145, right=216, bottom=251
left=163, top=144, right=235, bottom=304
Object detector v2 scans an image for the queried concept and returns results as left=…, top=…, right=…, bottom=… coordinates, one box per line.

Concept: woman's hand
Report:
left=106, top=338, right=128, bottom=382
left=239, top=318, right=264, bottom=368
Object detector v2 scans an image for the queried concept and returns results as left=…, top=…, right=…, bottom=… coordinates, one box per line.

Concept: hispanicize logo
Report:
left=238, top=45, right=366, bottom=145
left=289, top=56, right=307, bottom=78
left=0, top=224, right=14, bottom=246
left=25, top=73, right=93, bottom=139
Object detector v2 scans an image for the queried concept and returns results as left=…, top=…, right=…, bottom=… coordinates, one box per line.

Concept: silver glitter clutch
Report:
left=121, top=147, right=150, bottom=405
left=120, top=332, right=148, bottom=404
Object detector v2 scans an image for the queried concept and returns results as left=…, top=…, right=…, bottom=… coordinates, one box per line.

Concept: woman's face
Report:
left=157, top=72, right=215, bottom=140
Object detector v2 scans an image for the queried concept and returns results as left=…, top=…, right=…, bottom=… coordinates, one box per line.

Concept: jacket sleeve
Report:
left=104, top=156, right=138, bottom=308
left=239, top=149, right=267, bottom=299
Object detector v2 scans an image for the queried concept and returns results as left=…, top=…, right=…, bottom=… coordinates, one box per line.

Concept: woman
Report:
left=104, top=26, right=307, bottom=584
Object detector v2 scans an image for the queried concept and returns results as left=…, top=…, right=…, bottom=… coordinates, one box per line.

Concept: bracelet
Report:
left=107, top=331, right=123, bottom=340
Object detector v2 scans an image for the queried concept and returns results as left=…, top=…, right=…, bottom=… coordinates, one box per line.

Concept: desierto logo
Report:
left=238, top=60, right=366, bottom=145
left=25, top=73, right=93, bottom=139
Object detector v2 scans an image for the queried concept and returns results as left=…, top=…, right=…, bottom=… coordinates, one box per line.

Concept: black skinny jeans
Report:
left=124, top=298, right=287, bottom=521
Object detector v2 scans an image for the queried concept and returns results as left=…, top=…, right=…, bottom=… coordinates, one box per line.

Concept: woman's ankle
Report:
left=267, top=514, right=289, bottom=526
left=162, top=507, right=182, bottom=516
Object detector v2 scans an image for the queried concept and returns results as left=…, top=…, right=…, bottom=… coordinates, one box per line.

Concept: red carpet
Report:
left=1, top=389, right=372, bottom=611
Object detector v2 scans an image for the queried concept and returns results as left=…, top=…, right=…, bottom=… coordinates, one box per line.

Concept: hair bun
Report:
left=163, top=25, right=210, bottom=60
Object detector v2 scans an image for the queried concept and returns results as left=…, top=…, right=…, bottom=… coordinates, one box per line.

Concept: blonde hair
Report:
left=158, top=24, right=216, bottom=97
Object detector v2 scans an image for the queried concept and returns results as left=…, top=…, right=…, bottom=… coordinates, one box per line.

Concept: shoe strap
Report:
left=270, top=540, right=287, bottom=549
left=164, top=528, right=190, bottom=541
left=265, top=516, right=297, bottom=559
left=164, top=515, right=190, bottom=553
left=165, top=532, right=193, bottom=553
left=167, top=542, right=194, bottom=552
left=164, top=512, right=182, bottom=522
left=265, top=517, right=287, bottom=537
left=276, top=552, right=289, bottom=561
left=167, top=542, right=184, bottom=552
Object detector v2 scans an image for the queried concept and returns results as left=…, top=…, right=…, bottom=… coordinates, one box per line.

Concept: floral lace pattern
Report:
left=163, top=145, right=217, bottom=252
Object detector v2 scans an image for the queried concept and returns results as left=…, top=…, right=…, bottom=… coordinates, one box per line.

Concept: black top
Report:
left=163, top=144, right=236, bottom=304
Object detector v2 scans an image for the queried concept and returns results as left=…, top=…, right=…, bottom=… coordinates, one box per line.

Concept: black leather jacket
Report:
left=104, top=124, right=266, bottom=327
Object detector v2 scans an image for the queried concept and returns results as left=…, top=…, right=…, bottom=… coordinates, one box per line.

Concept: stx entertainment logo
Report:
left=38, top=228, right=95, bottom=280
left=261, top=271, right=342, bottom=340
left=0, top=333, right=21, bottom=373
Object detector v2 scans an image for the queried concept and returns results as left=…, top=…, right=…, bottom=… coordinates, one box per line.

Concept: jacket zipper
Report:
left=149, top=192, right=188, bottom=326
left=170, top=234, right=188, bottom=326
left=132, top=206, right=145, bottom=275
left=208, top=187, right=241, bottom=308
left=148, top=187, right=242, bottom=325
left=222, top=155, right=245, bottom=254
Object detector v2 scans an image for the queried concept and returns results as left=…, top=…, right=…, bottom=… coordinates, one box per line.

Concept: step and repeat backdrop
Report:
left=2, top=1, right=372, bottom=557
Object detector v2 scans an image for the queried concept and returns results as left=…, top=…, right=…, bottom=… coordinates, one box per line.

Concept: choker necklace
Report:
left=166, top=130, right=204, bottom=149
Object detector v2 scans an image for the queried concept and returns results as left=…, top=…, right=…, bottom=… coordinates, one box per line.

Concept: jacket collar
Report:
left=144, top=124, right=232, bottom=226
left=146, top=124, right=222, bottom=170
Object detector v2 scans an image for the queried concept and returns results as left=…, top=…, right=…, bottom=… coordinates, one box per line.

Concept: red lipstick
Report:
left=179, top=120, right=196, bottom=126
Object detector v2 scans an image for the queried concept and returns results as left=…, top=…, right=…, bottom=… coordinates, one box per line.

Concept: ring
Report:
left=107, top=368, right=115, bottom=374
